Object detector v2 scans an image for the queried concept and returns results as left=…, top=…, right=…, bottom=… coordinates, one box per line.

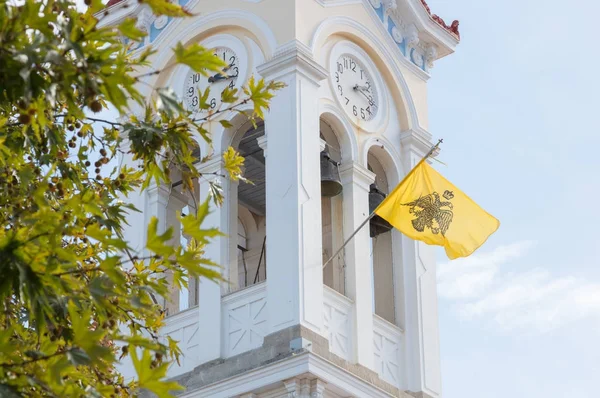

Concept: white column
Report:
left=339, top=162, right=376, bottom=370
left=257, top=41, right=328, bottom=335
left=145, top=184, right=184, bottom=314
left=400, top=131, right=442, bottom=397
left=196, top=158, right=227, bottom=364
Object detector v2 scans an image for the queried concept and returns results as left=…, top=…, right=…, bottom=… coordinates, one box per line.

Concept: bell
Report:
left=320, top=149, right=343, bottom=197
left=369, top=183, right=393, bottom=237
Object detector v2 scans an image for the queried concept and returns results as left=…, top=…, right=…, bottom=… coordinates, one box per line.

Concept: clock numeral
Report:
left=229, top=80, right=235, bottom=89
left=366, top=81, right=371, bottom=92
left=350, top=60, right=356, bottom=72
left=360, top=70, right=363, bottom=79
left=366, top=107, right=371, bottom=115
left=360, top=108, right=365, bottom=120
left=345, top=97, right=350, bottom=105
left=210, top=98, right=217, bottom=109
left=188, top=86, right=194, bottom=97
left=337, top=85, right=343, bottom=96
left=192, top=73, right=201, bottom=84
left=344, top=57, right=349, bottom=69
left=337, top=62, right=343, bottom=74
left=191, top=96, right=199, bottom=107
left=232, top=67, right=239, bottom=77
left=229, top=55, right=236, bottom=65
left=353, top=105, right=358, bottom=117
left=335, top=72, right=339, bottom=83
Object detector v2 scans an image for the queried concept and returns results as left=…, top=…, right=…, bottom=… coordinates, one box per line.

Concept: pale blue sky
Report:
left=426, top=0, right=600, bottom=397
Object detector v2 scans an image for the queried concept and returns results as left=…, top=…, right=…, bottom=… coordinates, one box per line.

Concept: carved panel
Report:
left=373, top=315, right=404, bottom=388
left=223, top=282, right=268, bottom=357
left=161, top=306, right=200, bottom=378
left=323, top=286, right=353, bottom=361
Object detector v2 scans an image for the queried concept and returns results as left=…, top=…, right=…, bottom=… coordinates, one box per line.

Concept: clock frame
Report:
left=169, top=35, right=249, bottom=117
left=328, top=41, right=387, bottom=132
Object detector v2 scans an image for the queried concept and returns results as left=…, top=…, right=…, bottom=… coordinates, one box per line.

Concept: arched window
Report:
left=159, top=140, right=201, bottom=316
left=320, top=119, right=345, bottom=295
left=230, top=123, right=267, bottom=292
left=367, top=151, right=395, bottom=324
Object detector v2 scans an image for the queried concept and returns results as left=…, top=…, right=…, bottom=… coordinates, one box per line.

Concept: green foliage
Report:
left=0, top=0, right=282, bottom=396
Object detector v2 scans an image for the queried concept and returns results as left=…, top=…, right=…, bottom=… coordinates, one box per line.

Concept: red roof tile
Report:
left=419, top=0, right=460, bottom=39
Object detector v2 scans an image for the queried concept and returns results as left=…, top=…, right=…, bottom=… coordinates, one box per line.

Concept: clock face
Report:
left=184, top=47, right=240, bottom=114
left=332, top=54, right=378, bottom=122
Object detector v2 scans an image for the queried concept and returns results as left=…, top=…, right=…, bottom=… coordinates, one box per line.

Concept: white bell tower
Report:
left=108, top=0, right=460, bottom=396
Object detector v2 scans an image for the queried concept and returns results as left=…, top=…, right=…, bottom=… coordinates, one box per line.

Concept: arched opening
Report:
left=320, top=119, right=345, bottom=295
left=367, top=149, right=396, bottom=324
left=231, top=122, right=267, bottom=292
left=162, top=142, right=202, bottom=316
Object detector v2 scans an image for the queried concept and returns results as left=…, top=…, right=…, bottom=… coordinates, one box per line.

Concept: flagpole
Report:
left=322, top=139, right=443, bottom=270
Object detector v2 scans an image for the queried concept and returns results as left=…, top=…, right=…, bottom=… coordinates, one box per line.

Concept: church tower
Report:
left=105, top=0, right=460, bottom=396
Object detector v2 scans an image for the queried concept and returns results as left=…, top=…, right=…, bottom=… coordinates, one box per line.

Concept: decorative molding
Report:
left=424, top=44, right=438, bottom=70
left=339, top=161, right=376, bottom=191
left=319, top=138, right=327, bottom=152
left=310, top=378, right=327, bottom=398
left=146, top=183, right=171, bottom=206
left=323, top=286, right=353, bottom=362
left=117, top=0, right=194, bottom=52
left=256, top=135, right=268, bottom=157
left=372, top=314, right=404, bottom=388
left=161, top=306, right=200, bottom=378
left=222, top=282, right=268, bottom=358
left=196, top=156, right=223, bottom=175
left=399, top=128, right=434, bottom=158
left=257, top=40, right=328, bottom=83
left=362, top=0, right=460, bottom=72
left=186, top=350, right=398, bottom=398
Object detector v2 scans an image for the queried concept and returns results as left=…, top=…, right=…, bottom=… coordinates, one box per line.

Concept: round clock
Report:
left=184, top=46, right=241, bottom=114
left=331, top=54, right=378, bottom=122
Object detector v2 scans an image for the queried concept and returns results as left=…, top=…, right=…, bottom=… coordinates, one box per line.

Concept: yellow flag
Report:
left=374, top=161, right=499, bottom=259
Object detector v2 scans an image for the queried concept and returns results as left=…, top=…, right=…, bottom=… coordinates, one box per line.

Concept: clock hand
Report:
left=208, top=61, right=238, bottom=83
left=208, top=73, right=237, bottom=83
left=353, top=85, right=377, bottom=108
left=353, top=84, right=370, bottom=92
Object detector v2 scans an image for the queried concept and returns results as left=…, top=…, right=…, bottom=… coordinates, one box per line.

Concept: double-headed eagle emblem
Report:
left=402, top=190, right=455, bottom=236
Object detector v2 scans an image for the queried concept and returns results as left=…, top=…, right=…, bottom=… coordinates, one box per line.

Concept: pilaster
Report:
left=195, top=157, right=227, bottom=364
left=257, top=40, right=328, bottom=337
left=339, top=162, right=376, bottom=370
left=399, top=135, right=442, bottom=397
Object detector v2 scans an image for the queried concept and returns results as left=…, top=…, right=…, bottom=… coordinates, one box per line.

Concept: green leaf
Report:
left=173, top=42, right=225, bottom=74
left=67, top=348, right=91, bottom=366
left=156, top=87, right=183, bottom=117
left=144, top=0, right=192, bottom=17
left=223, top=146, right=246, bottom=182
left=118, top=18, right=147, bottom=42
left=0, top=384, right=21, bottom=398
left=131, top=349, right=184, bottom=397
left=146, top=217, right=175, bottom=257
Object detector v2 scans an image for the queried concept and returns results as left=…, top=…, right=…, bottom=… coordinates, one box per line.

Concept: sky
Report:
left=425, top=0, right=600, bottom=397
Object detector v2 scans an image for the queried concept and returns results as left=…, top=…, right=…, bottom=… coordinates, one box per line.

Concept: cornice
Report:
left=362, top=0, right=458, bottom=73
left=339, top=161, right=376, bottom=190
left=257, top=40, right=328, bottom=83
left=146, top=183, right=171, bottom=205
left=196, top=156, right=224, bottom=175
left=399, top=127, right=438, bottom=159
